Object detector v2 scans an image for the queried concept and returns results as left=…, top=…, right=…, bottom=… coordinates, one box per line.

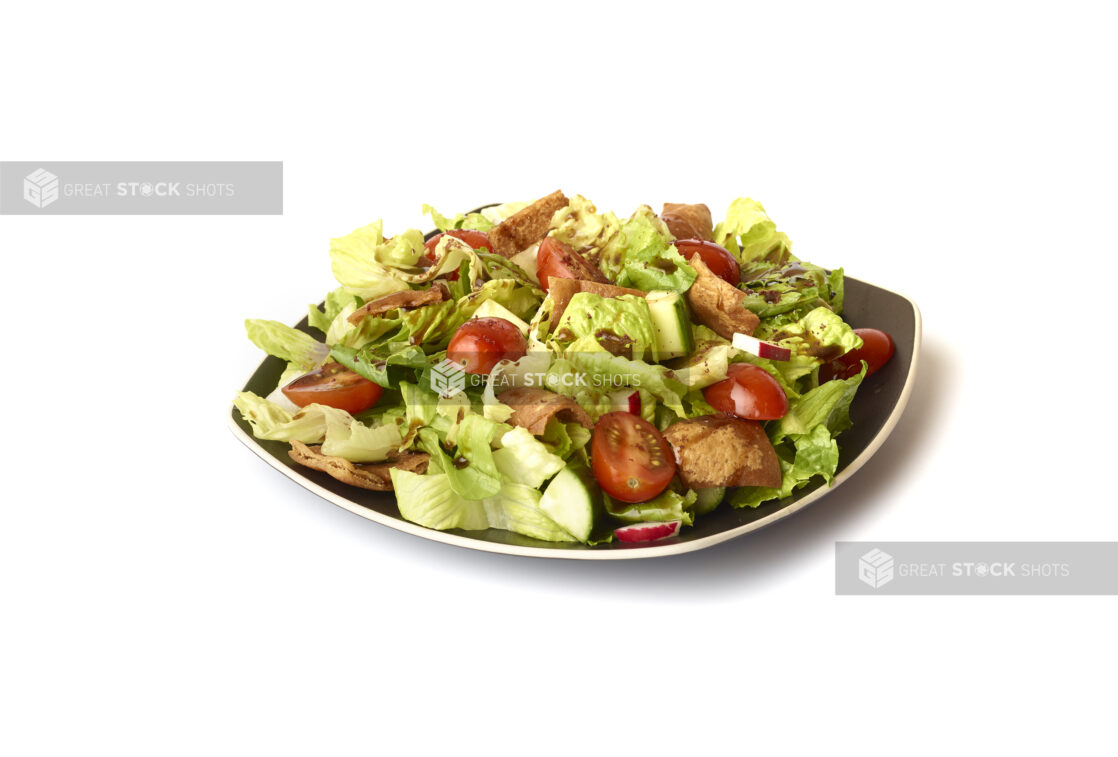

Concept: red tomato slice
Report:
left=590, top=412, right=677, bottom=503
left=281, top=363, right=383, bottom=414
left=675, top=239, right=741, bottom=285
left=703, top=363, right=789, bottom=421
left=536, top=236, right=607, bottom=292
left=424, top=230, right=491, bottom=281
left=446, top=317, right=528, bottom=375
left=819, top=328, right=896, bottom=381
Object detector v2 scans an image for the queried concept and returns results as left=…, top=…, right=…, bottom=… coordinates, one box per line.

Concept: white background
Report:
left=2, top=2, right=1115, bottom=755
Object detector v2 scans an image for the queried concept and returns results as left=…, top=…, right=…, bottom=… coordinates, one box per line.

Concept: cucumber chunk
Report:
left=646, top=290, right=694, bottom=360
left=539, top=464, right=602, bottom=543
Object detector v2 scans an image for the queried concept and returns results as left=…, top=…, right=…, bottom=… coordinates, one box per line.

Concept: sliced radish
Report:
left=732, top=332, right=792, bottom=361
left=609, top=389, right=642, bottom=415
left=614, top=520, right=682, bottom=543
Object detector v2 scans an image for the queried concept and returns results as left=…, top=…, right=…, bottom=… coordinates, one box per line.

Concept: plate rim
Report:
left=228, top=279, right=921, bottom=560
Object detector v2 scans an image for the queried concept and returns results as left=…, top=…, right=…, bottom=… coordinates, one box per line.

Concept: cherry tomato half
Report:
left=819, top=328, right=896, bottom=382
left=446, top=317, right=528, bottom=375
left=590, top=412, right=677, bottom=503
left=675, top=239, right=740, bottom=285
left=703, top=363, right=789, bottom=421
left=536, top=236, right=607, bottom=292
left=281, top=362, right=383, bottom=415
left=424, top=230, right=491, bottom=281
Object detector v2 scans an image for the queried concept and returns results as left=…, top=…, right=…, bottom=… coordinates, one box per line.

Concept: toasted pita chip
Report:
left=497, top=388, right=594, bottom=435
left=684, top=255, right=759, bottom=339
left=546, top=276, right=646, bottom=328
left=664, top=415, right=781, bottom=489
left=488, top=190, right=569, bottom=258
left=288, top=441, right=430, bottom=491
left=348, top=284, right=448, bottom=325
left=662, top=203, right=713, bottom=241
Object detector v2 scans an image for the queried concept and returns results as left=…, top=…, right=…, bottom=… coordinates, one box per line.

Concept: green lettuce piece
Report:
left=422, top=203, right=496, bottom=233
left=457, top=278, right=542, bottom=321
left=319, top=410, right=404, bottom=463
left=308, top=288, right=360, bottom=333
left=244, top=319, right=329, bottom=371
left=328, top=221, right=414, bottom=300
left=391, top=469, right=490, bottom=531
left=548, top=194, right=620, bottom=256
left=234, top=392, right=333, bottom=442
left=769, top=306, right=862, bottom=364
left=540, top=419, right=592, bottom=459
left=729, top=367, right=865, bottom=509
left=233, top=392, right=403, bottom=462
left=605, top=489, right=696, bottom=526
left=598, top=206, right=696, bottom=293
left=390, top=470, right=575, bottom=541
left=331, top=342, right=431, bottom=389
left=480, top=200, right=531, bottom=224
left=417, top=418, right=505, bottom=501
left=401, top=381, right=439, bottom=431
left=460, top=213, right=494, bottom=231
left=553, top=335, right=687, bottom=416
left=492, top=427, right=566, bottom=488
left=483, top=482, right=577, bottom=542
left=422, top=204, right=461, bottom=233
left=729, top=425, right=838, bottom=508
left=773, top=366, right=865, bottom=441
left=712, top=197, right=793, bottom=270
left=553, top=293, right=658, bottom=361
left=741, top=262, right=844, bottom=319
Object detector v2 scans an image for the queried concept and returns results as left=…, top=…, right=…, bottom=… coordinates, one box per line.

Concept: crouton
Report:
left=487, top=190, right=569, bottom=257
left=347, top=284, right=449, bottom=325
left=288, top=441, right=430, bottom=491
left=684, top=255, right=759, bottom=339
left=497, top=387, right=594, bottom=435
left=663, top=415, right=781, bottom=489
left=662, top=203, right=713, bottom=241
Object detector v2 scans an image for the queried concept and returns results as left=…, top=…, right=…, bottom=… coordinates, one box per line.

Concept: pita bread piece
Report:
left=487, top=190, right=570, bottom=258
left=663, top=415, right=781, bottom=489
left=289, top=440, right=430, bottom=491
left=684, top=255, right=760, bottom=339
left=497, top=388, right=594, bottom=435
left=348, top=284, right=449, bottom=325
left=662, top=203, right=713, bottom=241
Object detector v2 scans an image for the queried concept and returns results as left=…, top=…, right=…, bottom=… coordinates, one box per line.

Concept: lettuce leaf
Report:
left=712, top=197, right=793, bottom=272
left=559, top=335, right=687, bottom=416
left=331, top=342, right=431, bottom=389
left=232, top=392, right=402, bottom=462
left=492, top=427, right=566, bottom=488
left=244, top=320, right=329, bottom=371
left=548, top=194, right=620, bottom=257
left=390, top=470, right=576, bottom=542
left=729, top=367, right=865, bottom=509
left=308, top=288, right=361, bottom=334
left=328, top=221, right=414, bottom=300
left=604, top=489, right=696, bottom=526
left=598, top=206, right=696, bottom=293
left=553, top=293, right=659, bottom=361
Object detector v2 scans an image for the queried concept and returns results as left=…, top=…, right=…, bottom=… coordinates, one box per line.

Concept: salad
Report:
left=234, top=192, right=895, bottom=545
